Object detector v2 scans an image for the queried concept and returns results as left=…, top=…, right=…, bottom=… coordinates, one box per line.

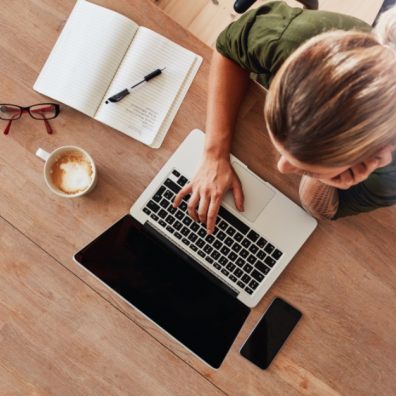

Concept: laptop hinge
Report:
left=144, top=221, right=239, bottom=299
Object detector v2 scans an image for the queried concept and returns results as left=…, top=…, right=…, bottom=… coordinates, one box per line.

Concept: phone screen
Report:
left=240, top=297, right=302, bottom=369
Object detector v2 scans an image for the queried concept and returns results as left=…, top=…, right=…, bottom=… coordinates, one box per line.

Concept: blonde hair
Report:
left=264, top=6, right=396, bottom=167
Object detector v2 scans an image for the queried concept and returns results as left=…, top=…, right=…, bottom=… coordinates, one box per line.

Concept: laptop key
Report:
left=231, top=243, right=242, bottom=253
left=151, top=214, right=159, bottom=221
left=264, top=256, right=276, bottom=267
left=181, top=227, right=190, bottom=236
left=229, top=274, right=238, bottom=283
left=190, top=222, right=200, bottom=232
left=204, top=245, right=213, bottom=254
left=174, top=232, right=182, bottom=240
left=241, top=274, right=251, bottom=284
left=197, top=250, right=205, bottom=258
left=166, top=226, right=174, bottom=234
left=228, top=252, right=238, bottom=262
left=226, top=226, right=236, bottom=237
left=245, top=287, right=254, bottom=295
left=168, top=206, right=177, bottom=214
left=205, top=256, right=213, bottom=264
left=165, top=215, right=175, bottom=225
left=183, top=217, right=192, bottom=226
left=272, top=249, right=283, bottom=260
left=221, top=269, right=229, bottom=276
left=257, top=237, right=267, bottom=248
left=218, top=220, right=228, bottom=230
left=175, top=210, right=184, bottom=220
left=226, top=263, right=236, bottom=272
left=217, top=231, right=226, bottom=241
left=205, top=234, right=215, bottom=244
left=249, top=244, right=258, bottom=254
left=251, top=269, right=264, bottom=282
left=198, top=228, right=207, bottom=238
left=264, top=243, right=275, bottom=254
left=247, top=230, right=259, bottom=242
left=188, top=233, right=198, bottom=242
left=153, top=193, right=162, bottom=203
left=196, top=238, right=205, bottom=248
left=219, top=256, right=228, bottom=266
left=182, top=238, right=190, bottom=246
left=160, top=198, right=169, bottom=209
left=172, top=169, right=181, bottom=177
left=247, top=255, right=257, bottom=265
left=164, top=190, right=174, bottom=200
left=249, top=280, right=259, bottom=290
left=240, top=249, right=249, bottom=258
left=236, top=258, right=245, bottom=267
left=174, top=221, right=182, bottom=230
left=257, top=250, right=266, bottom=260
left=177, top=176, right=188, bottom=186
left=213, top=263, right=221, bottom=270
left=179, top=201, right=187, bottom=211
left=190, top=245, right=198, bottom=252
left=243, top=263, right=253, bottom=273
left=159, top=220, right=166, bottom=227
left=147, top=200, right=160, bottom=212
left=241, top=238, right=251, bottom=248
left=224, top=237, right=233, bottom=247
left=158, top=209, right=167, bottom=219
left=237, top=281, right=245, bottom=289
left=143, top=208, right=151, bottom=215
left=235, top=232, right=243, bottom=242
left=220, top=246, right=230, bottom=256
left=211, top=251, right=220, bottom=260
left=234, top=268, right=243, bottom=278
left=165, top=178, right=181, bottom=193
left=213, top=240, right=222, bottom=250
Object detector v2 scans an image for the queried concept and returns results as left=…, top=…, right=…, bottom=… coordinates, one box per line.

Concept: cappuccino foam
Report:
left=50, top=151, right=93, bottom=195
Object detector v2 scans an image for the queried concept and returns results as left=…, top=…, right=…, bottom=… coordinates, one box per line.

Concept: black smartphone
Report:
left=240, top=297, right=302, bottom=369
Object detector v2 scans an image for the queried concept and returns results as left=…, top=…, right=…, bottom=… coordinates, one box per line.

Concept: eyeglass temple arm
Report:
left=3, top=119, right=13, bottom=135
left=43, top=119, right=53, bottom=134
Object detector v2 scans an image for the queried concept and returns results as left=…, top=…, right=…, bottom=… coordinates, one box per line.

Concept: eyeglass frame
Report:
left=0, top=103, right=61, bottom=135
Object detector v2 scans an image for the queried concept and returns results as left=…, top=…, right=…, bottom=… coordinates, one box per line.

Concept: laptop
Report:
left=74, top=129, right=317, bottom=368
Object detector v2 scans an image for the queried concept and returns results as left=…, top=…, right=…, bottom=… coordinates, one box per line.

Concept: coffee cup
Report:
left=36, top=146, right=97, bottom=198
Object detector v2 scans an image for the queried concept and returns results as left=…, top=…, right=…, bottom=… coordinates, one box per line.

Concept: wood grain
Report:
left=0, top=218, right=222, bottom=396
left=0, top=1, right=395, bottom=395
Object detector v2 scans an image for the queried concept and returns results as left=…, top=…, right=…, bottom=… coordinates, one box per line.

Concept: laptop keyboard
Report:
left=142, top=169, right=283, bottom=296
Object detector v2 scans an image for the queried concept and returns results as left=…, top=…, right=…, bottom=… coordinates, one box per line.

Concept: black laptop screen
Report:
left=75, top=215, right=250, bottom=368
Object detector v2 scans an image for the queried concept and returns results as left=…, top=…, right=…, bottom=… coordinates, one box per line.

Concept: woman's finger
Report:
left=231, top=177, right=244, bottom=212
left=197, top=190, right=210, bottom=224
left=173, top=183, right=192, bottom=208
left=187, top=190, right=200, bottom=221
left=206, top=194, right=223, bottom=234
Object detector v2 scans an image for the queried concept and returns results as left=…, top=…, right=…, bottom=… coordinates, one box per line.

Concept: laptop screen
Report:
left=75, top=214, right=250, bottom=368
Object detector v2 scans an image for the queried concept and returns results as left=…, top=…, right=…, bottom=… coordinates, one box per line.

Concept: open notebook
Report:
left=34, top=0, right=202, bottom=148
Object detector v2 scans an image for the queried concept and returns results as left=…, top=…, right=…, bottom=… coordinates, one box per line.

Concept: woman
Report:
left=174, top=1, right=396, bottom=234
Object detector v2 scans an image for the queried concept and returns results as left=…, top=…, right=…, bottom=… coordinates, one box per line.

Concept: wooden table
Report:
left=1, top=1, right=395, bottom=395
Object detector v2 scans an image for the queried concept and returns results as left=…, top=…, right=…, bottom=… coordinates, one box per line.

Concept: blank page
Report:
left=95, top=27, right=197, bottom=145
left=34, top=0, right=138, bottom=117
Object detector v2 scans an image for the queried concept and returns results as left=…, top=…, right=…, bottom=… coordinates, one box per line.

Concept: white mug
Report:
left=36, top=145, right=97, bottom=198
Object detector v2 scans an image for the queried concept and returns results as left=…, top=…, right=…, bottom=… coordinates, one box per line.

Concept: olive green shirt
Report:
left=216, top=1, right=396, bottom=219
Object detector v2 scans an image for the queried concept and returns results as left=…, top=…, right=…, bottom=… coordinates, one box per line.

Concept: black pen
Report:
left=105, top=68, right=166, bottom=104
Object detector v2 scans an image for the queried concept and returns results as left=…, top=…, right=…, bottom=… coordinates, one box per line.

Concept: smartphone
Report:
left=240, top=297, right=302, bottom=369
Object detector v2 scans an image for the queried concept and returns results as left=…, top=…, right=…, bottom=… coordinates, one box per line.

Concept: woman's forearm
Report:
left=205, top=50, right=250, bottom=159
left=299, top=176, right=339, bottom=220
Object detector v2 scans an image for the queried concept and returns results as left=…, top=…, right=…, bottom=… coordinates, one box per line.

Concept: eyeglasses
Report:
left=0, top=103, right=60, bottom=135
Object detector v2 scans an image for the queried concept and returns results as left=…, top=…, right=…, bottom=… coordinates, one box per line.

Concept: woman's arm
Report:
left=173, top=50, right=250, bottom=234
left=299, top=176, right=339, bottom=220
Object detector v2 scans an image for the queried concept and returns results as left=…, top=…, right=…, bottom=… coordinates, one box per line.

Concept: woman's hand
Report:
left=319, top=148, right=393, bottom=189
left=173, top=155, right=244, bottom=234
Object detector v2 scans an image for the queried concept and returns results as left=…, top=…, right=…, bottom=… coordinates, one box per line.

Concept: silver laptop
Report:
left=131, top=129, right=317, bottom=308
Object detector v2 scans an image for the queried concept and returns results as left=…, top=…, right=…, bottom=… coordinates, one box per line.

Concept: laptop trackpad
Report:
left=223, top=161, right=276, bottom=223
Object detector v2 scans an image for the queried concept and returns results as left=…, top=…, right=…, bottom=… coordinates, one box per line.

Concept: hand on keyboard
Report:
left=173, top=156, right=244, bottom=234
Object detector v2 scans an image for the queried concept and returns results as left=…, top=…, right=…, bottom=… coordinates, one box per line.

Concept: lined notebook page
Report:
left=95, top=27, right=197, bottom=145
left=34, top=0, right=138, bottom=117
